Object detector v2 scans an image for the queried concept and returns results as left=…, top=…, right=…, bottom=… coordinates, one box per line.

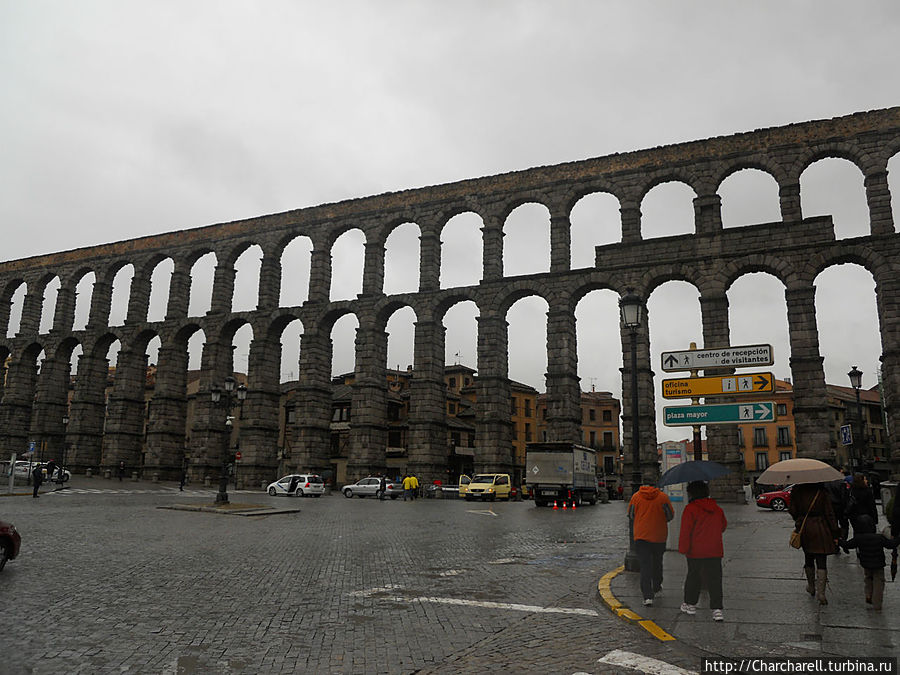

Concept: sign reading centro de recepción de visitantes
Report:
left=663, top=402, right=776, bottom=426
left=661, top=372, right=774, bottom=399
left=661, top=344, right=773, bottom=372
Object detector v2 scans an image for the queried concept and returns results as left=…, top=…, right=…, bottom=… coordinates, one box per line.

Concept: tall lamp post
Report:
left=848, top=366, right=864, bottom=472
left=210, top=375, right=247, bottom=505
left=60, top=414, right=69, bottom=486
left=620, top=291, right=643, bottom=572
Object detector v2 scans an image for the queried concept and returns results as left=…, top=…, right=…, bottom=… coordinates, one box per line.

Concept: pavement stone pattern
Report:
left=2, top=476, right=898, bottom=673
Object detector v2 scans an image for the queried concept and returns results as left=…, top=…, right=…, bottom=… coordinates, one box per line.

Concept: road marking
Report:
left=598, top=649, right=697, bottom=675
left=466, top=508, right=498, bottom=516
left=597, top=566, right=676, bottom=642
left=349, top=585, right=598, bottom=616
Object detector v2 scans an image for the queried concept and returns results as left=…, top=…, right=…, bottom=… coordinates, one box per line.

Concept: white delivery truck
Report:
left=526, top=442, right=599, bottom=507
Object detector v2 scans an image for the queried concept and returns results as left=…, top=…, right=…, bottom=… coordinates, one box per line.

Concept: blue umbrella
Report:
left=657, top=460, right=731, bottom=487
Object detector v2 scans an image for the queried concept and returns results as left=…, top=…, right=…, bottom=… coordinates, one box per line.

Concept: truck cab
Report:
left=463, top=473, right=511, bottom=501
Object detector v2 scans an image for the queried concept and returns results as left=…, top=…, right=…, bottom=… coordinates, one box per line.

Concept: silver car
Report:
left=342, top=476, right=402, bottom=499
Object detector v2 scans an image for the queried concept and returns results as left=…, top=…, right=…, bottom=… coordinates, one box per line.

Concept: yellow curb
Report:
left=598, top=564, right=678, bottom=643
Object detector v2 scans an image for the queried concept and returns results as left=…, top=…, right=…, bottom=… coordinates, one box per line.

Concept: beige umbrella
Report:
left=757, top=458, right=842, bottom=485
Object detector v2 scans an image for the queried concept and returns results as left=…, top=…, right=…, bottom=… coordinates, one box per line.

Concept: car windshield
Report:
left=471, top=475, right=495, bottom=483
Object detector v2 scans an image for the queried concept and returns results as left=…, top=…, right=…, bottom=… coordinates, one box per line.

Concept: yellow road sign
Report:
left=661, top=372, right=775, bottom=399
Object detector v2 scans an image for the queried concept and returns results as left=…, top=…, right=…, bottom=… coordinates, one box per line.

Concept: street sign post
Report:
left=661, top=372, right=774, bottom=399
left=663, top=401, right=776, bottom=426
left=839, top=424, right=852, bottom=446
left=661, top=344, right=773, bottom=372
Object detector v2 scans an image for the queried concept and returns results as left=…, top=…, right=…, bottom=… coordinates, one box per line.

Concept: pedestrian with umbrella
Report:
left=758, top=458, right=842, bottom=605
left=678, top=480, right=728, bottom=622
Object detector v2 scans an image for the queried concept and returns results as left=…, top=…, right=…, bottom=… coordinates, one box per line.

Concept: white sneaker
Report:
left=643, top=598, right=653, bottom=606
left=712, top=609, right=724, bottom=622
left=680, top=603, right=696, bottom=615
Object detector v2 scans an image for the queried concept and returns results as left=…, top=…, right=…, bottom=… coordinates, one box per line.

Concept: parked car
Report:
left=464, top=473, right=512, bottom=502
left=757, top=485, right=793, bottom=511
left=266, top=474, right=325, bottom=497
left=0, top=519, right=21, bottom=572
left=342, top=476, right=402, bottom=499
left=7, top=461, right=70, bottom=482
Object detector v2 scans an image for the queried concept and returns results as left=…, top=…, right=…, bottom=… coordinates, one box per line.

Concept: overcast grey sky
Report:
left=2, top=1, right=899, bottom=442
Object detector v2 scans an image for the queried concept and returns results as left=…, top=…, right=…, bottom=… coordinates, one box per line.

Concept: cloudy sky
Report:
left=2, top=1, right=899, bottom=442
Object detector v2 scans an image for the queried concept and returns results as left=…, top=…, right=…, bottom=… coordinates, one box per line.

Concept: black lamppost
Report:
left=210, top=376, right=247, bottom=505
left=620, top=291, right=643, bottom=572
left=848, top=366, right=864, bottom=472
left=60, top=414, right=69, bottom=485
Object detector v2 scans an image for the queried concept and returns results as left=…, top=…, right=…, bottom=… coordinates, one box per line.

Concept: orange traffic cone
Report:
left=552, top=500, right=558, bottom=510
left=562, top=501, right=567, bottom=510
left=571, top=501, right=577, bottom=510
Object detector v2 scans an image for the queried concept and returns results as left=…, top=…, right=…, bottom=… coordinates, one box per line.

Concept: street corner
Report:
left=598, top=565, right=676, bottom=642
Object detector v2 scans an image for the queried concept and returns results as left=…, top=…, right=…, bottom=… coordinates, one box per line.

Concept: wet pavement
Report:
left=1, top=475, right=898, bottom=673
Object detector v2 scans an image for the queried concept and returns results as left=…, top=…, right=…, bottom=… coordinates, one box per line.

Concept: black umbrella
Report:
left=658, top=460, right=731, bottom=487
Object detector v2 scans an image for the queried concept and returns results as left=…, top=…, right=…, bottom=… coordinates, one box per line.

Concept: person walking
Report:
left=410, top=474, right=419, bottom=500
left=846, top=474, right=878, bottom=534
left=627, top=484, right=674, bottom=606
left=678, top=481, right=728, bottom=622
left=32, top=463, right=44, bottom=498
left=825, top=476, right=850, bottom=554
left=402, top=474, right=414, bottom=501
left=179, top=466, right=187, bottom=491
left=45, top=459, right=58, bottom=483
left=789, top=482, right=839, bottom=605
left=117, top=461, right=126, bottom=482
left=840, top=514, right=899, bottom=610
left=379, top=475, right=387, bottom=501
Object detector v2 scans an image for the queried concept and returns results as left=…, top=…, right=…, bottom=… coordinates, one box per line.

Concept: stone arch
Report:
left=279, top=234, right=313, bottom=307
left=503, top=202, right=551, bottom=277
left=3, top=278, right=27, bottom=337
left=718, top=168, right=782, bottom=229
left=108, top=263, right=135, bottom=327
left=145, top=256, right=174, bottom=322
left=70, top=268, right=96, bottom=331
left=188, top=250, right=217, bottom=317
left=38, top=274, right=61, bottom=334
left=330, top=228, right=366, bottom=302
left=383, top=221, right=421, bottom=295
left=639, top=178, right=698, bottom=240
left=231, top=243, right=263, bottom=313
left=440, top=212, right=483, bottom=289
left=569, top=191, right=622, bottom=266
left=800, top=156, right=869, bottom=239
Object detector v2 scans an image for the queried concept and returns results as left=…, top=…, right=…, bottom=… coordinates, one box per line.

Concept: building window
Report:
left=780, top=451, right=792, bottom=462
left=542, top=408, right=548, bottom=419
left=510, top=397, right=517, bottom=415
left=449, top=377, right=456, bottom=388
left=448, top=402, right=457, bottom=415
left=451, top=431, right=461, bottom=447
left=603, top=431, right=613, bottom=448
left=777, top=403, right=787, bottom=416
left=541, top=430, right=548, bottom=441
left=603, top=410, right=612, bottom=422
left=287, top=408, right=296, bottom=424
left=589, top=408, right=596, bottom=421
left=755, top=452, right=769, bottom=471
left=464, top=378, right=470, bottom=386
left=525, top=423, right=532, bottom=442
left=589, top=431, right=597, bottom=447
left=604, top=456, right=615, bottom=474
left=776, top=426, right=791, bottom=446
left=388, top=429, right=403, bottom=447
left=753, top=427, right=767, bottom=447
left=525, top=399, right=532, bottom=417
left=737, top=427, right=744, bottom=446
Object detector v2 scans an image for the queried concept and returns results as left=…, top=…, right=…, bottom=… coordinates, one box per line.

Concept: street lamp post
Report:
left=60, top=414, right=69, bottom=486
left=848, top=366, right=864, bottom=472
left=210, top=376, right=247, bottom=505
left=620, top=291, right=643, bottom=572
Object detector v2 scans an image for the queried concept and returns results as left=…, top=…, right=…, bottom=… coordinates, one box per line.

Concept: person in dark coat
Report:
left=45, top=459, right=58, bottom=482
left=824, top=477, right=850, bottom=552
left=789, top=482, right=839, bottom=605
left=846, top=474, right=878, bottom=534
left=840, top=514, right=899, bottom=610
left=379, top=475, right=387, bottom=501
left=32, top=463, right=44, bottom=498
left=117, top=461, right=126, bottom=482
left=678, top=481, right=727, bottom=622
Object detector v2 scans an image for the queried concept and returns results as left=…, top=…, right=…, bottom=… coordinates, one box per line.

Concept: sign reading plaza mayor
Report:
left=664, top=401, right=776, bottom=426
left=660, top=344, right=774, bottom=372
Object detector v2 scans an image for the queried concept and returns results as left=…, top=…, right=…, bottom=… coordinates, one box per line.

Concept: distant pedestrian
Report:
left=678, top=481, right=727, bottom=622
left=627, top=484, right=674, bottom=606
left=117, top=461, right=126, bottom=482
left=846, top=474, right=878, bottom=535
left=402, top=474, right=414, bottom=501
left=789, top=482, right=839, bottom=605
left=379, top=475, right=386, bottom=501
left=32, top=463, right=44, bottom=498
left=840, top=514, right=899, bottom=610
left=411, top=474, right=419, bottom=500
left=179, top=467, right=187, bottom=491
left=45, top=459, right=58, bottom=482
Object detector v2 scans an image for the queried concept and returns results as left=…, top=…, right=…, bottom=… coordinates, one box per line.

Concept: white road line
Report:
left=349, top=585, right=598, bottom=616
left=466, top=509, right=498, bottom=516
left=598, top=649, right=698, bottom=675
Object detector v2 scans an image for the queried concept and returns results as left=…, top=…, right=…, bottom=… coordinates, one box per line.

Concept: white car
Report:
left=6, top=461, right=70, bottom=482
left=266, top=474, right=325, bottom=497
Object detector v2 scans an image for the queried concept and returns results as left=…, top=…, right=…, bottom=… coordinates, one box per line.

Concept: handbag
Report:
left=790, top=491, right=818, bottom=549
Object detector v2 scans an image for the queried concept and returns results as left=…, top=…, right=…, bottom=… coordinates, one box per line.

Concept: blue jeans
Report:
left=635, top=540, right=666, bottom=600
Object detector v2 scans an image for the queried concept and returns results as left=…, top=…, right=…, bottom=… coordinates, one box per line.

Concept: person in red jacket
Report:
left=678, top=480, right=728, bottom=621
left=628, top=484, right=674, bottom=606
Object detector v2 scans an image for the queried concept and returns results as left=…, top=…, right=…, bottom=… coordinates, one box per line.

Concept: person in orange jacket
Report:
left=628, top=484, right=674, bottom=606
left=678, top=480, right=728, bottom=622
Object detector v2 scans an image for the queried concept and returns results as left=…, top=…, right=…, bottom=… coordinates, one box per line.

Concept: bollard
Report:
left=104, top=469, right=111, bottom=480
left=131, top=471, right=139, bottom=482
left=152, top=472, right=159, bottom=483
left=85, top=468, right=92, bottom=478
left=204, top=476, right=211, bottom=487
